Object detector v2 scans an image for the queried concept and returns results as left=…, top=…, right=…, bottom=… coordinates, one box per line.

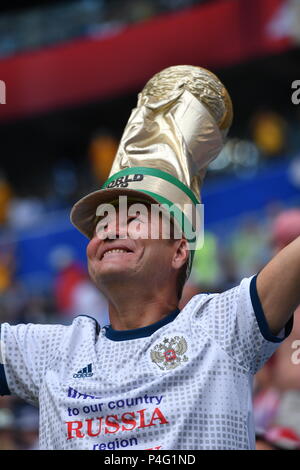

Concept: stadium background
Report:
left=0, top=0, right=300, bottom=450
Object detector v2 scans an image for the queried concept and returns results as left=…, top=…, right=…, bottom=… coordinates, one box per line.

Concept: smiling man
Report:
left=87, top=200, right=189, bottom=330
left=0, top=66, right=299, bottom=450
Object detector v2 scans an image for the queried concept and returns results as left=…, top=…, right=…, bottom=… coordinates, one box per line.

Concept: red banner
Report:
left=0, top=0, right=293, bottom=121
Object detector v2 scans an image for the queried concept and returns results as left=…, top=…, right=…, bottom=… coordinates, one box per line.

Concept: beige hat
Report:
left=70, top=65, right=233, bottom=277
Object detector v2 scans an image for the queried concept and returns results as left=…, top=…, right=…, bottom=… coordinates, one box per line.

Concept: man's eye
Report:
left=128, top=216, right=143, bottom=223
left=96, top=221, right=108, bottom=232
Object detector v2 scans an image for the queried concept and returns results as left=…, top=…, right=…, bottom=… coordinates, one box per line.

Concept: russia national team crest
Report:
left=150, top=336, right=189, bottom=371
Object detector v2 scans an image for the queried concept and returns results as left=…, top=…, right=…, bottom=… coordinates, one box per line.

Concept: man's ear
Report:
left=171, top=238, right=189, bottom=270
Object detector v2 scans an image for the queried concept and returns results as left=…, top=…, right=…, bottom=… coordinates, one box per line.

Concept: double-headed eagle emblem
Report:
left=150, top=336, right=188, bottom=371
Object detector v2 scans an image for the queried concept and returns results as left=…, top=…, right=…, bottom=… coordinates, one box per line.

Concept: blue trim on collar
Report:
left=250, top=274, right=293, bottom=343
left=104, top=308, right=181, bottom=341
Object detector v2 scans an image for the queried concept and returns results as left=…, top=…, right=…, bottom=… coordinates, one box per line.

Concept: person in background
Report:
left=254, top=208, right=300, bottom=449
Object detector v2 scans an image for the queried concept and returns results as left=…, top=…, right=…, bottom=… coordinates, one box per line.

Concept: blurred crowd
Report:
left=1, top=0, right=300, bottom=451
left=0, top=0, right=210, bottom=58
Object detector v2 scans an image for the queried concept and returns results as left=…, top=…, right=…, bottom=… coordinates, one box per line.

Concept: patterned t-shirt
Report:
left=0, top=275, right=293, bottom=450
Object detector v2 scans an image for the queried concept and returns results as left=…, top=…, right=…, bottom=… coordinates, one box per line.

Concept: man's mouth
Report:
left=101, top=248, right=134, bottom=259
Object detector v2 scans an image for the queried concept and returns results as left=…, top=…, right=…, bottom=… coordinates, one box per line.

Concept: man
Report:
left=0, top=66, right=299, bottom=450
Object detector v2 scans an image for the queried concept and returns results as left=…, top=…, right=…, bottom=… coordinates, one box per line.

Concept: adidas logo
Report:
left=73, top=363, right=93, bottom=379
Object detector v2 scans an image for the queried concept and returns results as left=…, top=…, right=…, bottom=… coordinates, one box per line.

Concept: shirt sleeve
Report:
left=0, top=322, right=67, bottom=405
left=193, top=274, right=293, bottom=374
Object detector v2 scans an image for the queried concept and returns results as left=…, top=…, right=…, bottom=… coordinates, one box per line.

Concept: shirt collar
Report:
left=103, top=308, right=181, bottom=341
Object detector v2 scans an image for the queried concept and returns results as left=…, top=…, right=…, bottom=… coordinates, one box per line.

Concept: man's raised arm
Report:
left=256, top=236, right=300, bottom=336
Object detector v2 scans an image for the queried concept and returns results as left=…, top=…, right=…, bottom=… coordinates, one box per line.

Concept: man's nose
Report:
left=105, top=216, right=128, bottom=239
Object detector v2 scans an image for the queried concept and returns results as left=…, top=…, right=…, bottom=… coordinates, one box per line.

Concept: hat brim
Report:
left=70, top=188, right=160, bottom=239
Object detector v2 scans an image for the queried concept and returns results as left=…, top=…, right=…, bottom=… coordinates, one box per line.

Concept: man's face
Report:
left=86, top=201, right=187, bottom=291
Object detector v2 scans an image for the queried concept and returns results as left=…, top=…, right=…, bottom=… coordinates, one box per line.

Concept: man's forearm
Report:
left=256, top=236, right=300, bottom=335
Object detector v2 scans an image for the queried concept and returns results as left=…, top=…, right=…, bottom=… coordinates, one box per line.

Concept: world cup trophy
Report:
left=71, top=65, right=233, bottom=278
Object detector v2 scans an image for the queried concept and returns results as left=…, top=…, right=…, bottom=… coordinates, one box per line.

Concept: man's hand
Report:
left=256, top=236, right=300, bottom=336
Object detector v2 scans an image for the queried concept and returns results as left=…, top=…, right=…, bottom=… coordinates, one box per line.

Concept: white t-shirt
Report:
left=0, top=275, right=292, bottom=450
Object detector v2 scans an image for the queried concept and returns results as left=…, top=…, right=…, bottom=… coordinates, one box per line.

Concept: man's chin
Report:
left=94, top=265, right=136, bottom=285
